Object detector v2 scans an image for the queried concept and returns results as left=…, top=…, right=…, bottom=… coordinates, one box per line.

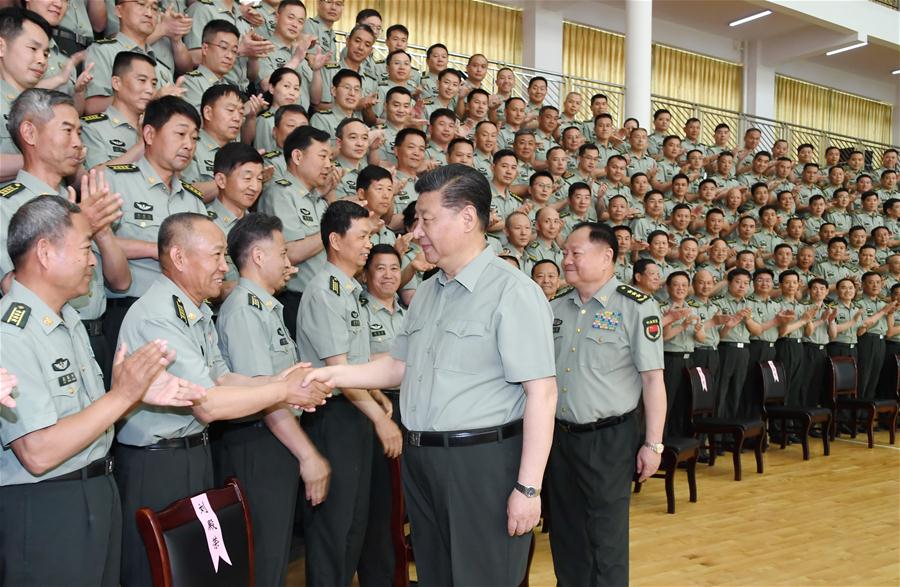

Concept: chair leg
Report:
left=754, top=434, right=764, bottom=474
left=829, top=407, right=837, bottom=441
left=850, top=408, right=859, bottom=438
left=866, top=406, right=876, bottom=448
left=708, top=436, right=717, bottom=467
left=800, top=417, right=812, bottom=461
left=687, top=457, right=698, bottom=503
left=732, top=433, right=744, bottom=481
left=822, top=418, right=831, bottom=456
left=779, top=418, right=788, bottom=449
left=665, top=468, right=676, bottom=514
left=890, top=409, right=898, bottom=445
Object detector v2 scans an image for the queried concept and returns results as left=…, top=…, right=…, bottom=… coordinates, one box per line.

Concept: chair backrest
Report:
left=759, top=360, right=787, bottom=405
left=136, top=477, right=254, bottom=587
left=827, top=355, right=858, bottom=401
left=687, top=366, right=716, bottom=417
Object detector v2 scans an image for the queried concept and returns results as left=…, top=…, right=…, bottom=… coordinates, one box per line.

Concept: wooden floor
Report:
left=287, top=430, right=900, bottom=586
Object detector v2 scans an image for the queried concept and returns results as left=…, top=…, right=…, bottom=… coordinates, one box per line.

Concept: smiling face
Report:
left=217, top=161, right=264, bottom=212
left=366, top=251, right=402, bottom=299
left=48, top=212, right=95, bottom=300
left=0, top=18, right=49, bottom=91
left=179, top=220, right=230, bottom=301
left=23, top=103, right=84, bottom=177
left=532, top=262, right=560, bottom=299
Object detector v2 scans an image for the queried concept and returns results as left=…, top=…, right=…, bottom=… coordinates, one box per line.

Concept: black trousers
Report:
left=775, top=338, right=806, bottom=406
left=803, top=343, right=829, bottom=407
left=276, top=290, right=302, bottom=341
left=877, top=341, right=900, bottom=400
left=663, top=352, right=693, bottom=438
left=547, top=414, right=639, bottom=587
left=210, top=420, right=300, bottom=587
left=301, top=396, right=374, bottom=587
left=115, top=442, right=214, bottom=587
left=0, top=475, right=121, bottom=587
left=358, top=392, right=401, bottom=587
left=401, top=430, right=529, bottom=587
left=103, top=297, right=138, bottom=354
left=744, top=340, right=777, bottom=417
left=86, top=323, right=114, bottom=390
left=717, top=343, right=750, bottom=419
left=857, top=333, right=886, bottom=401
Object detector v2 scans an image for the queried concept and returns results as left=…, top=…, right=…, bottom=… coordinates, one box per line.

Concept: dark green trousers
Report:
left=547, top=414, right=639, bottom=587
left=401, top=432, right=529, bottom=587
left=663, top=352, right=693, bottom=438
left=301, top=396, right=374, bottom=587
left=857, top=333, right=886, bottom=401
left=804, top=343, right=829, bottom=407
left=0, top=475, right=121, bottom=587
left=775, top=338, right=806, bottom=407
left=717, top=343, right=750, bottom=418
left=744, top=341, right=777, bottom=417
left=115, top=442, right=213, bottom=587
left=877, top=341, right=900, bottom=400
left=211, top=420, right=300, bottom=587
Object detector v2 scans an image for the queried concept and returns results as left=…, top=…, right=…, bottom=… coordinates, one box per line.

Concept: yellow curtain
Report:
left=776, top=75, right=893, bottom=144
left=651, top=45, right=742, bottom=112
left=562, top=22, right=625, bottom=86
left=312, top=0, right=523, bottom=65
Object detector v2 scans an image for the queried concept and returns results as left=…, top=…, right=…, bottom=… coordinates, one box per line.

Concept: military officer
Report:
left=333, top=117, right=369, bottom=199
left=715, top=268, right=753, bottom=419
left=179, top=19, right=240, bottom=109
left=302, top=165, right=558, bottom=586
left=355, top=164, right=398, bottom=246
left=775, top=271, right=815, bottom=411
left=262, top=103, right=310, bottom=180
left=257, top=1, right=321, bottom=111
left=0, top=195, right=202, bottom=587
left=743, top=269, right=790, bottom=417
left=549, top=221, right=665, bottom=586
left=856, top=272, right=896, bottom=401
left=296, top=201, right=402, bottom=587
left=310, top=68, right=367, bottom=141
left=257, top=124, right=337, bottom=339
left=303, top=0, right=342, bottom=58
left=524, top=206, right=564, bottom=275
left=660, top=271, right=700, bottom=437
left=215, top=212, right=330, bottom=587
left=804, top=279, right=834, bottom=407
left=115, top=212, right=329, bottom=587
left=827, top=278, right=863, bottom=359
left=184, top=0, right=255, bottom=90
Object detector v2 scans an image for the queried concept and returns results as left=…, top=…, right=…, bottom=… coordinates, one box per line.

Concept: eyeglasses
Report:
left=119, top=0, right=160, bottom=14
left=336, top=84, right=361, bottom=94
left=206, top=41, right=239, bottom=56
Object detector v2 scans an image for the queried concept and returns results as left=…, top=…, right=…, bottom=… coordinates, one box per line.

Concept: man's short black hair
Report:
left=426, top=43, right=448, bottom=59
left=0, top=7, right=51, bottom=44
left=414, top=164, right=490, bottom=231
left=530, top=259, right=559, bottom=277
left=112, top=51, right=158, bottom=78
left=143, top=96, right=201, bottom=132
left=320, top=200, right=370, bottom=251
left=227, top=213, right=284, bottom=271
left=214, top=142, right=264, bottom=176
left=283, top=125, right=330, bottom=166
left=356, top=164, right=392, bottom=191
left=395, top=127, right=426, bottom=148
left=202, top=18, right=240, bottom=43
left=493, top=148, right=516, bottom=165
left=201, top=83, right=243, bottom=114
left=365, top=243, right=401, bottom=271
left=571, top=222, right=619, bottom=259
left=429, top=108, right=456, bottom=126
left=274, top=103, right=308, bottom=127
left=332, top=68, right=363, bottom=88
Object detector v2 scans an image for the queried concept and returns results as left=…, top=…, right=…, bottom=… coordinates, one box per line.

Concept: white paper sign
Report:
left=767, top=360, right=779, bottom=382
left=697, top=368, right=708, bottom=392
left=190, top=493, right=232, bottom=573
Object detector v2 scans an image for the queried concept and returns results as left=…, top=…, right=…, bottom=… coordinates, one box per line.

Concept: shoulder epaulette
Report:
left=275, top=178, right=292, bottom=187
left=184, top=69, right=203, bottom=77
left=316, top=109, right=333, bottom=115
left=616, top=284, right=650, bottom=304
left=422, top=98, right=434, bottom=105
left=329, top=276, right=341, bottom=296
left=262, top=150, right=281, bottom=160
left=80, top=112, right=108, bottom=123
left=106, top=163, right=138, bottom=173
left=375, top=58, right=385, bottom=64
left=181, top=182, right=204, bottom=200
left=196, top=0, right=213, bottom=4
left=527, top=241, right=540, bottom=249
left=378, top=81, right=389, bottom=87
left=551, top=286, right=573, bottom=301
left=0, top=182, right=25, bottom=198
left=94, top=37, right=117, bottom=44
left=173, top=295, right=189, bottom=326
left=712, top=294, right=726, bottom=301
left=259, top=110, right=274, bottom=118
left=248, top=292, right=263, bottom=310
left=324, top=62, right=341, bottom=69
left=746, top=294, right=758, bottom=302
left=559, top=211, right=571, bottom=219
left=562, top=171, right=574, bottom=179
left=687, top=299, right=699, bottom=307
left=510, top=193, right=523, bottom=203
left=1, top=303, right=30, bottom=328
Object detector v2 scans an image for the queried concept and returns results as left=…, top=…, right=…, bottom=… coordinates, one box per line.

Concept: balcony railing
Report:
left=333, top=31, right=898, bottom=169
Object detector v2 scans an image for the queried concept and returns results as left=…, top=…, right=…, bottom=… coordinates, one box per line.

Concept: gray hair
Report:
left=7, top=88, right=74, bottom=151
left=8, top=195, right=80, bottom=267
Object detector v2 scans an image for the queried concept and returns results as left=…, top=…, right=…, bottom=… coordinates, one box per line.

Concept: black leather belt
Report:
left=382, top=389, right=400, bottom=397
left=43, top=456, right=113, bottom=482
left=404, top=419, right=523, bottom=448
left=216, top=419, right=266, bottom=432
left=720, top=341, right=748, bottom=349
left=82, top=318, right=103, bottom=336
left=54, top=27, right=93, bottom=47
left=107, top=296, right=139, bottom=308
left=830, top=342, right=856, bottom=349
left=860, top=333, right=886, bottom=340
left=556, top=411, right=633, bottom=433
left=664, top=352, right=691, bottom=359
left=123, top=431, right=209, bottom=451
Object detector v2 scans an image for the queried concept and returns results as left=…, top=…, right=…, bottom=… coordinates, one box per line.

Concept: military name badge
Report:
left=370, top=322, right=386, bottom=337
left=58, top=372, right=77, bottom=386
left=552, top=318, right=562, bottom=334
left=350, top=310, right=360, bottom=328
left=643, top=316, right=661, bottom=341
left=300, top=207, right=315, bottom=223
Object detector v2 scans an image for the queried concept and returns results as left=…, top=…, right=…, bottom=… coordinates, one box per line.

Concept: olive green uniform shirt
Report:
left=84, top=34, right=173, bottom=99
left=205, top=198, right=242, bottom=283
left=552, top=278, right=664, bottom=423
left=715, top=292, right=751, bottom=343
left=180, top=64, right=227, bottom=112
left=80, top=107, right=139, bottom=169
left=116, top=275, right=229, bottom=446
left=334, top=156, right=365, bottom=200
left=523, top=238, right=564, bottom=275
left=0, top=171, right=70, bottom=275
left=390, top=246, right=556, bottom=431
left=0, top=281, right=110, bottom=485
left=302, top=16, right=336, bottom=60
left=858, top=295, right=888, bottom=336
left=831, top=301, right=861, bottom=344
left=310, top=106, right=363, bottom=142
left=184, top=0, right=249, bottom=88
left=360, top=290, right=406, bottom=356
left=182, top=129, right=227, bottom=184
left=1, top=79, right=21, bottom=156
left=659, top=300, right=695, bottom=353
left=747, top=294, right=781, bottom=342
left=689, top=296, right=720, bottom=349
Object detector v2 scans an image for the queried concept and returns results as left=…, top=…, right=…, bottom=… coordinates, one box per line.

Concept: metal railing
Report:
left=334, top=31, right=897, bottom=169
left=869, top=0, right=899, bottom=10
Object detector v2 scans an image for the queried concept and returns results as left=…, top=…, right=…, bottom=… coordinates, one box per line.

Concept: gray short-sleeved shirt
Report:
left=552, top=278, right=664, bottom=423
left=216, top=277, right=298, bottom=376
left=205, top=198, right=242, bottom=282
left=715, top=292, right=751, bottom=343
left=117, top=275, right=229, bottom=446
left=390, top=246, right=556, bottom=431
left=257, top=173, right=326, bottom=292
left=0, top=281, right=110, bottom=485
left=361, top=290, right=406, bottom=356
left=80, top=107, right=139, bottom=169
left=84, top=34, right=173, bottom=99
left=1, top=79, right=21, bottom=157
left=180, top=64, right=228, bottom=111
left=107, top=158, right=208, bottom=297
left=0, top=171, right=69, bottom=274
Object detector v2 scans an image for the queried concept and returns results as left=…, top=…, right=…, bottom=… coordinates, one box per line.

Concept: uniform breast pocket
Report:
left=582, top=330, right=630, bottom=372
left=119, top=212, right=161, bottom=238
left=48, top=370, right=84, bottom=417
left=434, top=320, right=491, bottom=374
left=270, top=328, right=293, bottom=354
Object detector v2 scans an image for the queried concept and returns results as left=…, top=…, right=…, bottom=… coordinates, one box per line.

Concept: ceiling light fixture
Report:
left=892, top=69, right=900, bottom=75
left=729, top=10, right=772, bottom=27
left=826, top=42, right=868, bottom=56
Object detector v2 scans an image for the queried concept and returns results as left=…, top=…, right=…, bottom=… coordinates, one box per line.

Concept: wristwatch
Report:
left=514, top=482, right=541, bottom=498
left=643, top=441, right=665, bottom=454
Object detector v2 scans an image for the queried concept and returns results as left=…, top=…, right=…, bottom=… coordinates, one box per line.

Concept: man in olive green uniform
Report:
left=184, top=0, right=252, bottom=89
left=856, top=272, right=895, bottom=401
left=804, top=279, right=834, bottom=407
left=743, top=269, right=788, bottom=417
left=301, top=165, right=558, bottom=586
left=179, top=19, right=240, bottom=109
left=715, top=269, right=753, bottom=419
left=549, top=222, right=665, bottom=587
left=296, top=201, right=402, bottom=587
left=215, top=213, right=330, bottom=587
left=0, top=196, right=200, bottom=587
left=660, top=271, right=698, bottom=437
left=775, top=271, right=814, bottom=410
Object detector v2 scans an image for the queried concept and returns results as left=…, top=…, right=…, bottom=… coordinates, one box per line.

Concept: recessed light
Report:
left=892, top=69, right=900, bottom=75
left=826, top=42, right=868, bottom=56
left=729, top=10, right=772, bottom=27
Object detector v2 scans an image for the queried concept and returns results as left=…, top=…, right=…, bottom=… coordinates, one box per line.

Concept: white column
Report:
left=624, top=0, right=653, bottom=125
left=743, top=40, right=776, bottom=120
left=893, top=82, right=900, bottom=147
left=522, top=4, right=564, bottom=103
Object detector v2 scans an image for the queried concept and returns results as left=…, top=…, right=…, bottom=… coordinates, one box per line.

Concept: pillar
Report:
left=624, top=0, right=653, bottom=125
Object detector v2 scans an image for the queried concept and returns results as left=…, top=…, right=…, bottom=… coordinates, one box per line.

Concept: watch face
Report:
left=524, top=487, right=536, bottom=497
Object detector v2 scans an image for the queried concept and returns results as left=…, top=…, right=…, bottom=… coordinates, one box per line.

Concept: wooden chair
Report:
left=633, top=435, right=699, bottom=514
left=686, top=366, right=764, bottom=481
left=758, top=360, right=831, bottom=460
left=828, top=356, right=898, bottom=448
left=136, top=477, right=253, bottom=587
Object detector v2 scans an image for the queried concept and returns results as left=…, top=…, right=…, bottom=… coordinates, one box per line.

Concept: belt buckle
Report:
left=769, top=342, right=774, bottom=348
left=105, top=457, right=114, bottom=475
left=683, top=353, right=689, bottom=359
left=737, top=342, right=744, bottom=349
left=200, top=430, right=209, bottom=446
left=408, top=431, right=421, bottom=447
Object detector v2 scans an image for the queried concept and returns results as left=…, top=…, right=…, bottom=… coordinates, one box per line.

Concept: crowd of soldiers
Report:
left=0, top=1, right=898, bottom=586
